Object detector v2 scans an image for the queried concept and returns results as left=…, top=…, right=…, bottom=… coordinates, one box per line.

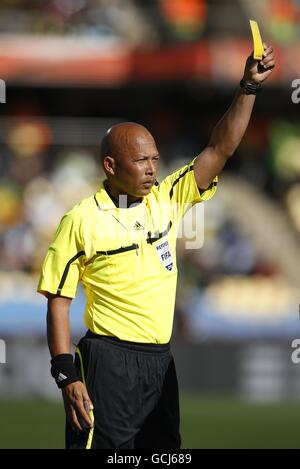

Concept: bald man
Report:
left=100, top=123, right=160, bottom=204
left=38, top=45, right=275, bottom=449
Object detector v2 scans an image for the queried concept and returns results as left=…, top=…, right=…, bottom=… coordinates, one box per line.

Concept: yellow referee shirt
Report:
left=37, top=160, right=217, bottom=343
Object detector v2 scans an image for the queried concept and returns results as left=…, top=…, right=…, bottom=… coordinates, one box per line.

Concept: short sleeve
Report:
left=160, top=159, right=218, bottom=218
left=37, top=210, right=86, bottom=299
left=198, top=177, right=218, bottom=201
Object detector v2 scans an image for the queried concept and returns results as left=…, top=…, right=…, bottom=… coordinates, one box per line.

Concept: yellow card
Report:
left=249, top=20, right=264, bottom=60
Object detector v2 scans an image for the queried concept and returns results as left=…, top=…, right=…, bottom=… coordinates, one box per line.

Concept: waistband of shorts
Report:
left=85, top=330, right=170, bottom=354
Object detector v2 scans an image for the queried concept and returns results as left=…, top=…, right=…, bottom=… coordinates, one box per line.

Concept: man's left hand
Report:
left=243, top=43, right=275, bottom=85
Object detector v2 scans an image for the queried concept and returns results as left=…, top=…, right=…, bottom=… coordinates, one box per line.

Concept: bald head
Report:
left=101, top=122, right=156, bottom=163
left=100, top=122, right=159, bottom=203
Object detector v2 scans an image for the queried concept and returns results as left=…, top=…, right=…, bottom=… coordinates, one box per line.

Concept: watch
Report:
left=240, top=79, right=262, bottom=95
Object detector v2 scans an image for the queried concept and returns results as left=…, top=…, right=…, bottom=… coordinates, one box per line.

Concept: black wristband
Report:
left=240, top=79, right=262, bottom=95
left=50, top=353, right=80, bottom=389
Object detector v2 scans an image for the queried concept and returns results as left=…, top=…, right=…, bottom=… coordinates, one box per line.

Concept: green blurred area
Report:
left=0, top=395, right=299, bottom=449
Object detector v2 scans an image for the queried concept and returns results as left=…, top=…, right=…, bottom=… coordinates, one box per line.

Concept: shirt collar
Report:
left=95, top=180, right=147, bottom=211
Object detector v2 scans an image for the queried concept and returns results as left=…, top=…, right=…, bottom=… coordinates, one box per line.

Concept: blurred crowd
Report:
left=0, top=0, right=300, bottom=46
left=0, top=0, right=156, bottom=45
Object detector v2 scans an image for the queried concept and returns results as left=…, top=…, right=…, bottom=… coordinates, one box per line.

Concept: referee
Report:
left=37, top=46, right=275, bottom=449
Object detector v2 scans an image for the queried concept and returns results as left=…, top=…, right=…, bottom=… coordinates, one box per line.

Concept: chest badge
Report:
left=155, top=239, right=173, bottom=271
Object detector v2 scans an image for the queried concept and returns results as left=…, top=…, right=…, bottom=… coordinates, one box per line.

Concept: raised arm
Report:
left=194, top=44, right=275, bottom=189
left=47, top=294, right=93, bottom=431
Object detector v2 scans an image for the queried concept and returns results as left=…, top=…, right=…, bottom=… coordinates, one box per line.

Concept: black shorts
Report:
left=66, top=331, right=181, bottom=449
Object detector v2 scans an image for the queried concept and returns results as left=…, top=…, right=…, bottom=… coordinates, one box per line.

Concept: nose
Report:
left=146, top=160, right=155, bottom=175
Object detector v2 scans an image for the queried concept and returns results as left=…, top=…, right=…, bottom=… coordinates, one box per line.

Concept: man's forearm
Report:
left=209, top=88, right=256, bottom=160
left=47, top=295, right=72, bottom=357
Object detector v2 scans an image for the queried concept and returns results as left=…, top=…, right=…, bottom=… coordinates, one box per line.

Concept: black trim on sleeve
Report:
left=56, top=251, right=86, bottom=295
left=199, top=180, right=217, bottom=197
left=169, top=165, right=193, bottom=199
left=146, top=221, right=172, bottom=245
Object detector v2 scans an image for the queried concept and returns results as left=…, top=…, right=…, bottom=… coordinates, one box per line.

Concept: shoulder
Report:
left=56, top=194, right=97, bottom=236
left=158, top=160, right=195, bottom=196
left=65, top=194, right=98, bottom=221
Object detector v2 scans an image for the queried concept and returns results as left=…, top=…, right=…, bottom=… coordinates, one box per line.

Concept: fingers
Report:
left=74, top=398, right=93, bottom=430
left=69, top=404, right=83, bottom=432
left=84, top=399, right=94, bottom=414
left=65, top=402, right=84, bottom=432
left=63, top=382, right=94, bottom=431
left=261, top=60, right=275, bottom=70
left=260, top=45, right=275, bottom=69
left=259, top=68, right=274, bottom=81
left=82, top=391, right=94, bottom=426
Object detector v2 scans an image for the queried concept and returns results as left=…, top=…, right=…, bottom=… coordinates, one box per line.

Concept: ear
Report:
left=103, top=156, right=115, bottom=176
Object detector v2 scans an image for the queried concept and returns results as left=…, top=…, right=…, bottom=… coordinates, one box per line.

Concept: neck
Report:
left=104, top=180, right=142, bottom=208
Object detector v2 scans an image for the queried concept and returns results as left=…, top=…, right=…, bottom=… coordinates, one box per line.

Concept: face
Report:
left=104, top=130, right=159, bottom=201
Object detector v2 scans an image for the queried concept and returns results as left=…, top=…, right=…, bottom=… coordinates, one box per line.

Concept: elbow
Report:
left=218, top=146, right=235, bottom=160
left=212, top=143, right=235, bottom=161
left=226, top=149, right=235, bottom=159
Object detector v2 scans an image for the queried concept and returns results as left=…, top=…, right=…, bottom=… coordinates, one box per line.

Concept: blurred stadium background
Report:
left=0, top=0, right=300, bottom=449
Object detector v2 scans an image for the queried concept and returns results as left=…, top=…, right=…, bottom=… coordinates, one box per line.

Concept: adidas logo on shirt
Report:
left=133, top=221, right=143, bottom=230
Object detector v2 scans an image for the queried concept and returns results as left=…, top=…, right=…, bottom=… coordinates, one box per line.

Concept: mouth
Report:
left=143, top=180, right=154, bottom=186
